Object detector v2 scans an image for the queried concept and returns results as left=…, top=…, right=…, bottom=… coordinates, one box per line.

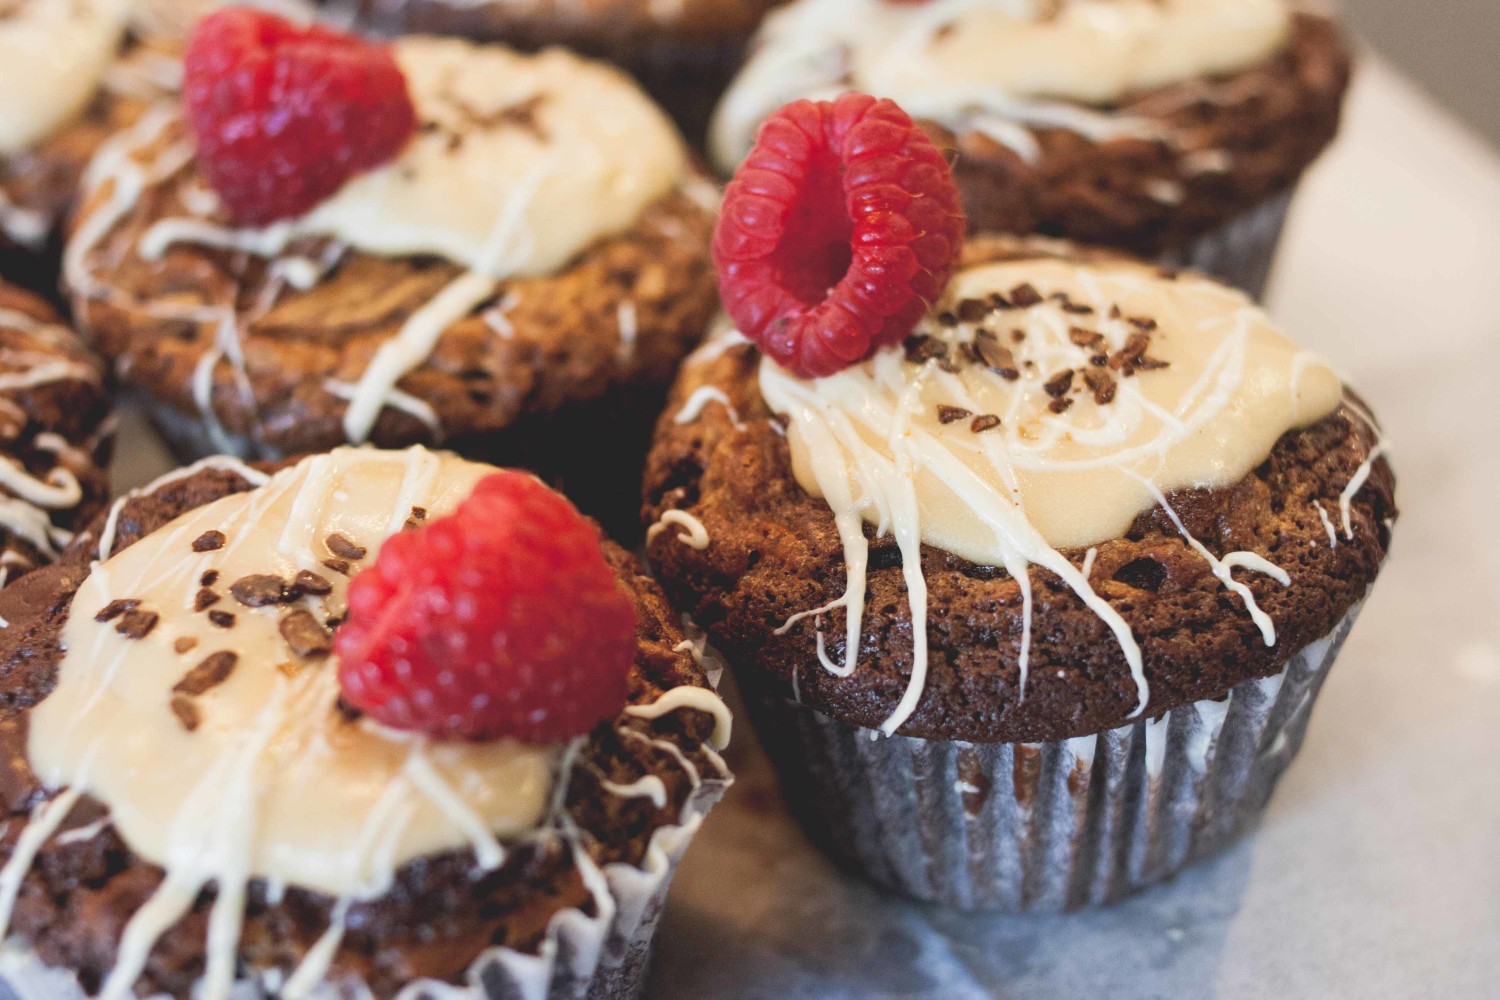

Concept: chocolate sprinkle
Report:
left=194, top=588, right=220, bottom=612
left=208, top=610, right=236, bottom=629
left=94, top=599, right=139, bottom=624
left=170, top=696, right=200, bottom=733
left=280, top=610, right=332, bottom=660
left=192, top=530, right=226, bottom=553
left=230, top=574, right=289, bottom=608
left=173, top=651, right=238, bottom=696
left=291, top=571, right=332, bottom=597
left=970, top=414, right=1001, bottom=433
left=326, top=534, right=366, bottom=560
left=115, top=609, right=159, bottom=640
left=937, top=405, right=972, bottom=425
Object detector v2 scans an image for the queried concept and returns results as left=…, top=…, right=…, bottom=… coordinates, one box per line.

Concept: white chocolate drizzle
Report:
left=646, top=509, right=710, bottom=550
left=674, top=386, right=745, bottom=430
left=755, top=255, right=1345, bottom=732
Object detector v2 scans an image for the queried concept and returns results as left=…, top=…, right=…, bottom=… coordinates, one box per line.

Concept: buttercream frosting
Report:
left=0, top=0, right=129, bottom=156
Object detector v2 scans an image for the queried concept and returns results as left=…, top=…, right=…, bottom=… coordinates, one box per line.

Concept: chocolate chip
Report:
left=174, top=636, right=198, bottom=655
left=208, top=610, right=236, bottom=629
left=94, top=599, right=139, bottom=624
left=1084, top=367, right=1117, bottom=405
left=194, top=588, right=221, bottom=612
left=322, top=559, right=351, bottom=576
left=936, top=405, right=972, bottom=425
left=1043, top=369, right=1075, bottom=398
left=173, top=651, right=238, bottom=695
left=956, top=298, right=989, bottom=323
left=170, top=696, right=200, bottom=733
left=1049, top=396, right=1075, bottom=414
left=231, top=574, right=289, bottom=608
left=115, top=609, right=159, bottom=640
left=1009, top=283, right=1042, bottom=307
left=280, top=610, right=331, bottom=660
left=200, top=570, right=219, bottom=587
left=192, top=530, right=226, bottom=553
left=291, top=571, right=332, bottom=597
left=970, top=414, right=1001, bottom=433
left=326, top=534, right=366, bottom=560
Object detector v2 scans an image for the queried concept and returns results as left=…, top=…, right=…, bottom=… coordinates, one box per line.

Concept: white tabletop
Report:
left=645, top=57, right=1500, bottom=999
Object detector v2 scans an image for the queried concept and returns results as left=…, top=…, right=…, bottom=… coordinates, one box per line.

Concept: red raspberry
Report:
left=335, top=472, right=639, bottom=743
left=713, top=93, right=966, bottom=379
left=183, top=8, right=417, bottom=226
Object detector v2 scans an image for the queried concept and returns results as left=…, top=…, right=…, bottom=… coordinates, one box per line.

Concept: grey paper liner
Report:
left=0, top=779, right=729, bottom=1000
left=749, top=601, right=1362, bottom=912
left=1159, top=189, right=1296, bottom=300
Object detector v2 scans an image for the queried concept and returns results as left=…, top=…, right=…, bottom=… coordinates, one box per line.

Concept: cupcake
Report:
left=0, top=282, right=114, bottom=588
left=709, top=0, right=1351, bottom=297
left=0, top=445, right=731, bottom=998
left=644, top=95, right=1394, bottom=909
left=65, top=7, right=718, bottom=537
left=348, top=0, right=786, bottom=144
left=0, top=1, right=318, bottom=290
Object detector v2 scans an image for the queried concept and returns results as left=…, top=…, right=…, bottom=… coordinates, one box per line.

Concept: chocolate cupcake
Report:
left=0, top=282, right=113, bottom=589
left=348, top=0, right=785, bottom=144
left=647, top=96, right=1393, bottom=908
left=0, top=445, right=732, bottom=998
left=65, top=9, right=718, bottom=538
left=709, top=0, right=1350, bottom=297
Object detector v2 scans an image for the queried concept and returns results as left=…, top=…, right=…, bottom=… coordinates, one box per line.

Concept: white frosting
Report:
left=0, top=0, right=129, bottom=155
left=756, top=255, right=1343, bottom=732
left=710, top=0, right=1290, bottom=170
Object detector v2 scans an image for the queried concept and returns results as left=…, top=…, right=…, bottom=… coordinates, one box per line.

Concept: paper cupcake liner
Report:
left=748, top=600, right=1363, bottom=912
left=1158, top=189, right=1295, bottom=300
left=0, top=777, right=728, bottom=1000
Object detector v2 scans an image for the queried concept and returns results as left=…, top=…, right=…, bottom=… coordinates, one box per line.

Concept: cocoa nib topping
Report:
left=937, top=405, right=972, bottom=425
left=115, top=609, right=159, bottom=640
left=201, top=570, right=219, bottom=587
left=94, top=599, right=139, bottom=624
left=191, top=530, right=226, bottom=553
left=208, top=610, right=236, bottom=629
left=291, top=570, right=332, bottom=597
left=1043, top=369, right=1075, bottom=398
left=1009, top=283, right=1042, bottom=308
left=1048, top=396, right=1075, bottom=414
left=322, top=559, right=351, bottom=576
left=173, top=651, right=238, bottom=696
left=326, top=534, right=366, bottom=560
left=280, top=610, right=332, bottom=660
left=970, top=414, right=1001, bottom=433
left=956, top=298, right=989, bottom=324
left=194, top=588, right=220, bottom=612
left=1084, top=367, right=1118, bottom=405
left=174, top=636, right=198, bottom=655
left=973, top=331, right=1019, bottom=380
left=335, top=697, right=364, bottom=723
left=1110, top=331, right=1170, bottom=377
left=1069, top=327, right=1105, bottom=351
left=170, top=696, right=200, bottom=733
left=231, top=574, right=290, bottom=608
left=403, top=506, right=428, bottom=532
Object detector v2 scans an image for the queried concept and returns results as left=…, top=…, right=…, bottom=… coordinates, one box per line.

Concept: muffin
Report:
left=709, top=0, right=1351, bottom=297
left=645, top=97, right=1394, bottom=909
left=0, top=282, right=114, bottom=588
left=64, top=9, right=718, bottom=538
left=0, top=445, right=732, bottom=998
left=348, top=0, right=786, bottom=144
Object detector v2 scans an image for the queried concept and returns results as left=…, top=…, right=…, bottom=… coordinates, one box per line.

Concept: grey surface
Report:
left=644, top=61, right=1500, bottom=999
left=1344, top=0, right=1500, bottom=149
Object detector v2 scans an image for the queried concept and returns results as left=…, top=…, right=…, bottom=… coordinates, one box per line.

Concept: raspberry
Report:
left=335, top=472, right=639, bottom=743
left=713, top=93, right=965, bottom=379
left=183, top=8, right=417, bottom=226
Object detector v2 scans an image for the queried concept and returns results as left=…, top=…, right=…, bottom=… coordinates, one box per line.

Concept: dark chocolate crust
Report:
left=0, top=462, right=728, bottom=998
left=929, top=14, right=1351, bottom=257
left=0, top=283, right=113, bottom=583
left=641, top=242, right=1395, bottom=745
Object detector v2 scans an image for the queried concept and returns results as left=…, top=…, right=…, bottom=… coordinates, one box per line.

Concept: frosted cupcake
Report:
left=65, top=8, right=717, bottom=536
left=709, top=0, right=1351, bottom=296
left=645, top=94, right=1394, bottom=909
left=0, top=446, right=731, bottom=997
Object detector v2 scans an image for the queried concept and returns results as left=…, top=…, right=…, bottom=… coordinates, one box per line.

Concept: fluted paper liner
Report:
left=1161, top=190, right=1295, bottom=300
left=0, top=777, right=729, bottom=1000
left=751, top=601, right=1362, bottom=911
